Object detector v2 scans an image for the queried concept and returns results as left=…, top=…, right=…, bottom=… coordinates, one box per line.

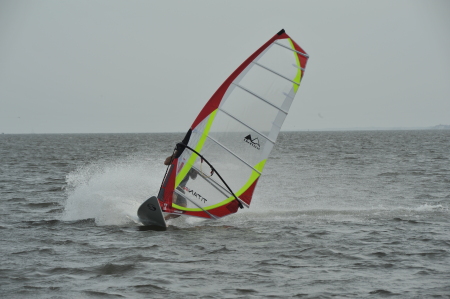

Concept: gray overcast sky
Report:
left=1, top=0, right=449, bottom=134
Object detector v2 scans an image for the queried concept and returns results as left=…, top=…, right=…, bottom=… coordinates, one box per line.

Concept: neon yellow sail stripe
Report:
left=173, top=159, right=267, bottom=212
left=175, top=109, right=218, bottom=187
left=288, top=38, right=302, bottom=93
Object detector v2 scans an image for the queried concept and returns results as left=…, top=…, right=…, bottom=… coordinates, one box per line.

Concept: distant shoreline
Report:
left=294, top=125, right=450, bottom=132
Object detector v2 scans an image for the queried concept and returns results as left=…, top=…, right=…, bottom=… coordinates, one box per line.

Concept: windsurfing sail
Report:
left=158, top=29, right=309, bottom=219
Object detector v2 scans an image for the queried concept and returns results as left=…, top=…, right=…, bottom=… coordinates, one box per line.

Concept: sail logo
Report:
left=146, top=204, right=156, bottom=211
left=182, top=186, right=207, bottom=203
left=244, top=134, right=260, bottom=150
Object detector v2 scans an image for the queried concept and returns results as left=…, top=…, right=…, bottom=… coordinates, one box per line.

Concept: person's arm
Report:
left=165, top=130, right=192, bottom=165
left=164, top=150, right=178, bottom=165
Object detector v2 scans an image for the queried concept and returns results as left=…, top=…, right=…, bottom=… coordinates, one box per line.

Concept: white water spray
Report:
left=62, top=155, right=165, bottom=226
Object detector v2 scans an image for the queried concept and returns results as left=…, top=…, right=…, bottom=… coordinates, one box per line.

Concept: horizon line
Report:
left=1, top=125, right=449, bottom=135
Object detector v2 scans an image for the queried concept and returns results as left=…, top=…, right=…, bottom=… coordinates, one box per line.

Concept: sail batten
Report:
left=292, top=63, right=306, bottom=71
left=206, top=135, right=262, bottom=175
left=191, top=166, right=233, bottom=197
left=157, top=30, right=309, bottom=219
left=232, top=83, right=288, bottom=114
left=274, top=41, right=309, bottom=57
left=252, top=62, right=300, bottom=85
left=218, top=108, right=276, bottom=144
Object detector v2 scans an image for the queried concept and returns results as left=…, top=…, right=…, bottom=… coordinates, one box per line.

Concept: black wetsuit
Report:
left=175, top=168, right=197, bottom=206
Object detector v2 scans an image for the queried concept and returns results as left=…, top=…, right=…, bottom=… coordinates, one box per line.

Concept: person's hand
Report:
left=164, top=150, right=178, bottom=165
left=164, top=155, right=173, bottom=165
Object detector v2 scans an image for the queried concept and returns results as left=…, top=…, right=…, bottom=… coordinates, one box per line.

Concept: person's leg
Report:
left=164, top=193, right=187, bottom=220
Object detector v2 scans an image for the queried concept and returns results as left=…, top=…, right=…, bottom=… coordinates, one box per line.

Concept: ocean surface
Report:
left=1, top=130, right=449, bottom=298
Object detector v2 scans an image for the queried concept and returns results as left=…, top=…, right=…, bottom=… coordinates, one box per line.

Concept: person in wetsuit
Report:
left=163, top=150, right=197, bottom=220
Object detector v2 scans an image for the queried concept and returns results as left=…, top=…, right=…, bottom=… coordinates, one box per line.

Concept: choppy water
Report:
left=1, top=130, right=449, bottom=298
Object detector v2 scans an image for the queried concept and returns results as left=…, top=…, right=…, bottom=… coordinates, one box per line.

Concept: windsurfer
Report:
left=163, top=152, right=198, bottom=220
